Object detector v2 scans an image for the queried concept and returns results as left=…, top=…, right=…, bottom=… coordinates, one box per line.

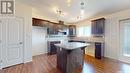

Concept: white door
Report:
left=2, top=17, right=24, bottom=68
left=120, top=19, right=130, bottom=63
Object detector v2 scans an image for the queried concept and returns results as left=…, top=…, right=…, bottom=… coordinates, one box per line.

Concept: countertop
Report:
left=46, top=36, right=105, bottom=43
left=68, top=37, right=105, bottom=43
left=55, top=42, right=90, bottom=50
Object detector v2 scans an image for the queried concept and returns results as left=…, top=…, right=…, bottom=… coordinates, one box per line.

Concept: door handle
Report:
left=19, top=42, right=23, bottom=44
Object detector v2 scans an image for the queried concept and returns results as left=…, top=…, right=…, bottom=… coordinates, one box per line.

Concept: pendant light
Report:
left=80, top=2, right=85, bottom=17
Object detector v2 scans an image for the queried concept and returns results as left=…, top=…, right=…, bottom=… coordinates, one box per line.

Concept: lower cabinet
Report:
left=68, top=40, right=86, bottom=43
left=48, top=41, right=61, bottom=55
left=95, top=42, right=104, bottom=59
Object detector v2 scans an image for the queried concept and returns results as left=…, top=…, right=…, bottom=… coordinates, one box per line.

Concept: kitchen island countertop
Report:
left=55, top=42, right=90, bottom=50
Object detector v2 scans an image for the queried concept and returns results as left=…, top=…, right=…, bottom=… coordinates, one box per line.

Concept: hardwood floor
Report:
left=1, top=54, right=130, bottom=73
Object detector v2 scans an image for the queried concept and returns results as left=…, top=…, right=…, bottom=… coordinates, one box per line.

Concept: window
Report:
left=77, top=24, right=91, bottom=37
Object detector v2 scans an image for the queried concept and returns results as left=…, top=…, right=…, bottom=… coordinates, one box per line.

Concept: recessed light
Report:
left=81, top=9, right=84, bottom=16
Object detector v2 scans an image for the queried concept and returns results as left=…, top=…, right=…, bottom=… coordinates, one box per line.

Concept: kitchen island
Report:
left=55, top=42, right=89, bottom=73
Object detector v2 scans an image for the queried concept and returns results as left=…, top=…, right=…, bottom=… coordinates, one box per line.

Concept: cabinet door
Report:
left=57, top=24, right=62, bottom=30
left=69, top=25, right=76, bottom=36
left=33, top=18, right=47, bottom=27
left=49, top=41, right=60, bottom=55
left=100, top=20, right=105, bottom=34
left=91, top=18, right=105, bottom=35
left=95, top=43, right=102, bottom=59
left=69, top=27, right=73, bottom=35
left=32, top=18, right=40, bottom=26
left=91, top=21, right=96, bottom=34
left=96, top=20, right=104, bottom=34
left=40, top=21, right=48, bottom=27
left=54, top=24, right=59, bottom=34
left=48, top=23, right=55, bottom=34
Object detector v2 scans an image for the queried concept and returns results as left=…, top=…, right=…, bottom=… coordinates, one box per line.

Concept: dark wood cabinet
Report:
left=47, top=23, right=56, bottom=34
left=48, top=41, right=60, bottom=55
left=32, top=18, right=41, bottom=26
left=56, top=46, right=85, bottom=73
left=32, top=18, right=49, bottom=27
left=68, top=40, right=86, bottom=43
left=33, top=18, right=68, bottom=35
left=95, top=42, right=104, bottom=59
left=47, top=24, right=68, bottom=35
left=91, top=18, right=105, bottom=36
left=68, top=25, right=76, bottom=36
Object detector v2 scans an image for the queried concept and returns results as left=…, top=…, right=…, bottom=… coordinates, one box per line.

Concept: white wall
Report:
left=74, top=9, right=130, bottom=60
left=32, top=26, right=47, bottom=56
left=15, top=2, right=32, bottom=63
left=104, top=9, right=130, bottom=60
left=32, top=8, right=58, bottom=23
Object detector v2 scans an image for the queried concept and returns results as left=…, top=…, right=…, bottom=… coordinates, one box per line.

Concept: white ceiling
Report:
left=18, top=0, right=130, bottom=23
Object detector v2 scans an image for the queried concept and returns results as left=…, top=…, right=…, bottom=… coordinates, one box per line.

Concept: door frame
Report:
left=0, top=19, right=2, bottom=69
left=0, top=16, right=25, bottom=69
left=119, top=18, right=130, bottom=63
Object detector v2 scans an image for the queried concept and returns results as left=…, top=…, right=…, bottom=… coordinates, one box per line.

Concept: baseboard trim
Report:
left=24, top=59, right=32, bottom=63
left=33, top=53, right=48, bottom=57
left=103, top=56, right=130, bottom=64
left=24, top=57, right=33, bottom=63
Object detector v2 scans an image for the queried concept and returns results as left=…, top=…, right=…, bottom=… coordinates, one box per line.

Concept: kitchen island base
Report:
left=57, top=47, right=85, bottom=73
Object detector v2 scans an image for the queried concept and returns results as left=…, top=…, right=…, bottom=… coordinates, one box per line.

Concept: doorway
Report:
left=119, top=19, right=130, bottom=63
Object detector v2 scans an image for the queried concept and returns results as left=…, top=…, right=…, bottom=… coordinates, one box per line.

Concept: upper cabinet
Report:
left=91, top=18, right=105, bottom=36
left=47, top=23, right=56, bottom=34
left=32, top=18, right=49, bottom=27
left=32, top=18, right=68, bottom=35
left=68, top=25, right=76, bottom=36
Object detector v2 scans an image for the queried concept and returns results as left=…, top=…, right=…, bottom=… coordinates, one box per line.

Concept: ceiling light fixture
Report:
left=53, top=7, right=66, bottom=16
left=67, top=0, right=71, bottom=7
left=80, top=2, right=85, bottom=17
left=56, top=10, right=66, bottom=16
left=74, top=16, right=82, bottom=20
